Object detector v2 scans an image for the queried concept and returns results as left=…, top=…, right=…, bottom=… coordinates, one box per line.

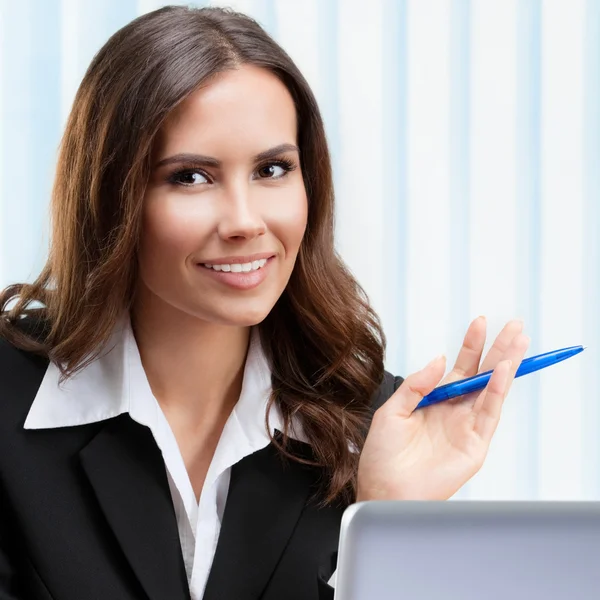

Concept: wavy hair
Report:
left=0, top=5, right=385, bottom=506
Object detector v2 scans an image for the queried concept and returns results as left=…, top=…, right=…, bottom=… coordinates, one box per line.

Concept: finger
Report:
left=473, top=332, right=530, bottom=414
left=473, top=359, right=512, bottom=443
left=441, top=316, right=487, bottom=385
left=479, top=319, right=524, bottom=373
left=381, top=355, right=447, bottom=418
left=473, top=333, right=530, bottom=441
left=503, top=332, right=530, bottom=385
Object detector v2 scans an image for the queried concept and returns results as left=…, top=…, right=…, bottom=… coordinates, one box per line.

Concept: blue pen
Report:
left=416, top=345, right=586, bottom=410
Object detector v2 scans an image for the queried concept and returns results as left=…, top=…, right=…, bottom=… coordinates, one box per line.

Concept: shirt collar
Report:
left=24, top=314, right=131, bottom=429
left=23, top=314, right=305, bottom=446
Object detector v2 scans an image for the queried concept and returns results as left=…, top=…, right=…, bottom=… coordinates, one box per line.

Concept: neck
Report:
left=130, top=294, right=251, bottom=431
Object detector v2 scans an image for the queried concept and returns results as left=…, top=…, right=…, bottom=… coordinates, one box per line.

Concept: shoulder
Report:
left=0, top=315, right=50, bottom=429
left=371, top=370, right=404, bottom=412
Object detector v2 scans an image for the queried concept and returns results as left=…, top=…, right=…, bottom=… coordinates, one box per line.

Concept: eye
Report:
left=257, top=164, right=285, bottom=179
left=168, top=169, right=209, bottom=187
left=256, top=159, right=296, bottom=180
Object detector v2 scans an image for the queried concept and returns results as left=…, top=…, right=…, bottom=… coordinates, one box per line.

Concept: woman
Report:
left=0, top=5, right=529, bottom=600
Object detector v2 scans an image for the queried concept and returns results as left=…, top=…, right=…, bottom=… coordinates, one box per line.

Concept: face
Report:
left=137, top=65, right=308, bottom=326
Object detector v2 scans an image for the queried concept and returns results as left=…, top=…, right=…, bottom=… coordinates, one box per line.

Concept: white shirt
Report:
left=23, top=315, right=337, bottom=598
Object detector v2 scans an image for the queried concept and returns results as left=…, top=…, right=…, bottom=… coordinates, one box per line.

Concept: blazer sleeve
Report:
left=0, top=336, right=53, bottom=600
left=0, top=344, right=23, bottom=599
left=0, top=488, right=23, bottom=600
left=316, top=370, right=404, bottom=600
left=0, top=492, right=54, bottom=600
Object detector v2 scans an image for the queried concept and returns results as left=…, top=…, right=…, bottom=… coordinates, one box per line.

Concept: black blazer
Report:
left=0, top=330, right=403, bottom=600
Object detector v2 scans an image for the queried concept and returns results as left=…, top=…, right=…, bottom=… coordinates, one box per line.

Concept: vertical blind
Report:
left=0, top=0, right=598, bottom=500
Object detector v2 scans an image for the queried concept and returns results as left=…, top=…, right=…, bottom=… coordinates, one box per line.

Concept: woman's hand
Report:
left=356, top=317, right=530, bottom=502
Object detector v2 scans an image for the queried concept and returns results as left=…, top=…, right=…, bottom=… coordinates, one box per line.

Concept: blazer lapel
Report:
left=203, top=433, right=316, bottom=600
left=79, top=415, right=191, bottom=600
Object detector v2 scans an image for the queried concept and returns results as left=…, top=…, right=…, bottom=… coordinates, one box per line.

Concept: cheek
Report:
left=267, top=189, right=308, bottom=256
left=139, top=196, right=210, bottom=266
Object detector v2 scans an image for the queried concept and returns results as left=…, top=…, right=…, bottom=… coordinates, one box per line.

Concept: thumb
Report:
left=383, top=355, right=447, bottom=418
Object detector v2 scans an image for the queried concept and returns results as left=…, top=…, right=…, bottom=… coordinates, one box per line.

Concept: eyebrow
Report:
left=153, top=143, right=300, bottom=169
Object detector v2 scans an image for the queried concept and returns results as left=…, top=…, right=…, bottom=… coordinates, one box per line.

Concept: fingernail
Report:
left=426, top=354, right=445, bottom=367
left=478, top=315, right=486, bottom=322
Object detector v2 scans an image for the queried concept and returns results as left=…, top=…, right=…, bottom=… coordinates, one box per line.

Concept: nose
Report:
left=217, top=182, right=267, bottom=241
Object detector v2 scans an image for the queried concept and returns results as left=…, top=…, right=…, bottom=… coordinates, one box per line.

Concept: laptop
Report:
left=334, top=500, right=600, bottom=600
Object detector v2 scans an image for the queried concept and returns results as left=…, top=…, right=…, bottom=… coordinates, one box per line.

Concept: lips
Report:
left=202, top=257, right=269, bottom=273
left=198, top=252, right=276, bottom=266
left=196, top=256, right=275, bottom=290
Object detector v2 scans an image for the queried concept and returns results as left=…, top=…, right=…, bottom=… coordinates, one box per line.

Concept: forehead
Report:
left=156, top=65, right=298, bottom=158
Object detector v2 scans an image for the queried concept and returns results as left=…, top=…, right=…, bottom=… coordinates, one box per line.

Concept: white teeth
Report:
left=203, top=258, right=268, bottom=272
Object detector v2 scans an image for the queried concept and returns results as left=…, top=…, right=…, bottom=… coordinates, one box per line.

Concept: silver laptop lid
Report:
left=335, top=501, right=600, bottom=600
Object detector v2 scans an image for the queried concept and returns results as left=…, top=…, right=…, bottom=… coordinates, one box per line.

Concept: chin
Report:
left=202, top=288, right=284, bottom=327
left=215, top=312, right=270, bottom=328
left=233, top=314, right=270, bottom=327
left=203, top=303, right=275, bottom=328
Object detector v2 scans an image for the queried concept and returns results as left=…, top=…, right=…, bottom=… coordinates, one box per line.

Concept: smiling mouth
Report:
left=200, top=258, right=269, bottom=273
left=194, top=255, right=275, bottom=291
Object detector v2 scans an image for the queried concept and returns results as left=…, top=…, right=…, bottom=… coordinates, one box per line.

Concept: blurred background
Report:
left=0, top=0, right=598, bottom=501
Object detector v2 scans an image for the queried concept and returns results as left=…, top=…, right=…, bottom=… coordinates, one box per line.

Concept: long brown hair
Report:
left=0, top=5, right=385, bottom=506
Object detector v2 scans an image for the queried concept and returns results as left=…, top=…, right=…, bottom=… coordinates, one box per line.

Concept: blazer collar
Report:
left=202, top=435, right=319, bottom=600
left=79, top=419, right=318, bottom=600
left=79, top=415, right=193, bottom=600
